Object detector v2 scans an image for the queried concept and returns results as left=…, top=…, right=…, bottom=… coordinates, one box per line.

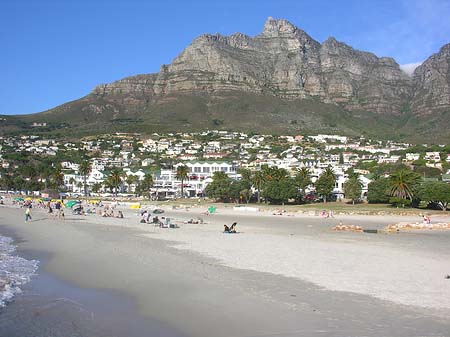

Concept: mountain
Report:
left=2, top=18, right=450, bottom=142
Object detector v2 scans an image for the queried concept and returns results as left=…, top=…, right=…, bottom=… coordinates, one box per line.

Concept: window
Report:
left=194, top=167, right=201, bottom=173
left=203, top=167, right=210, bottom=173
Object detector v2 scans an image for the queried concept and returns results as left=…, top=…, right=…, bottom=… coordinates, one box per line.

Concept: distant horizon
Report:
left=1, top=0, right=449, bottom=115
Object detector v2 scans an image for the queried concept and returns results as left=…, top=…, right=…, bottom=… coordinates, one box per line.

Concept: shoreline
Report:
left=0, top=224, right=186, bottom=337
left=1, top=205, right=450, bottom=336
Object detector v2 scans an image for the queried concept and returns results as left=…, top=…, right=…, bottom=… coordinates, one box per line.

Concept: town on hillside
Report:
left=1, top=130, right=449, bottom=208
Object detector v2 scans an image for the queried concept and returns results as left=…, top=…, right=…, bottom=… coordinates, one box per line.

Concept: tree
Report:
left=413, top=166, right=442, bottom=179
left=367, top=177, right=390, bottom=203
left=176, top=165, right=189, bottom=198
left=315, top=167, right=336, bottom=203
left=389, top=169, right=421, bottom=203
left=76, top=181, right=83, bottom=192
left=252, top=170, right=265, bottom=203
left=106, top=168, right=123, bottom=196
left=0, top=173, right=14, bottom=191
left=263, top=178, right=298, bottom=205
left=38, top=165, right=52, bottom=190
left=294, top=167, right=311, bottom=200
left=262, top=165, right=288, bottom=182
left=136, top=173, right=154, bottom=198
left=344, top=176, right=363, bottom=205
left=205, top=171, right=232, bottom=201
left=125, top=175, right=139, bottom=193
left=79, top=161, right=92, bottom=197
left=50, top=165, right=64, bottom=190
left=229, top=179, right=252, bottom=203
left=91, top=182, right=102, bottom=194
left=240, top=188, right=252, bottom=204
left=69, top=177, right=75, bottom=192
left=417, top=181, right=450, bottom=211
left=237, top=168, right=252, bottom=183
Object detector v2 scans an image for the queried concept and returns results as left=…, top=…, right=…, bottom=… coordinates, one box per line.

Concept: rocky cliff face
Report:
left=412, top=44, right=450, bottom=116
left=93, top=17, right=414, bottom=115
left=28, top=17, right=450, bottom=141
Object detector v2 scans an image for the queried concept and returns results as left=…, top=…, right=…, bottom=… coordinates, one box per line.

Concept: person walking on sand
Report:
left=25, top=206, right=32, bottom=222
left=55, top=201, right=61, bottom=218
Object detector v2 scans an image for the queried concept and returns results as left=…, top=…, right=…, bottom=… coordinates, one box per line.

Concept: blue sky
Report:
left=1, top=0, right=450, bottom=115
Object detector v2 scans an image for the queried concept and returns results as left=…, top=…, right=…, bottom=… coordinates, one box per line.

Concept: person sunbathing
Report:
left=224, top=222, right=237, bottom=233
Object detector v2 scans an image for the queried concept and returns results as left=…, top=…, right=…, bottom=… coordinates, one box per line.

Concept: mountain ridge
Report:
left=2, top=17, right=450, bottom=142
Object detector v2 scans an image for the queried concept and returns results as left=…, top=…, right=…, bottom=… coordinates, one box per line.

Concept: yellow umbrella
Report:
left=25, top=197, right=33, bottom=201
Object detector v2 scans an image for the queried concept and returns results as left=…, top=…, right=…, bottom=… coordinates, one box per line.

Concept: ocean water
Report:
left=0, top=230, right=186, bottom=337
left=0, top=234, right=39, bottom=307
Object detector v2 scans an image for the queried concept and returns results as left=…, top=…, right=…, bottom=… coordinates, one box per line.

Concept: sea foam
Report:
left=0, top=235, right=38, bottom=307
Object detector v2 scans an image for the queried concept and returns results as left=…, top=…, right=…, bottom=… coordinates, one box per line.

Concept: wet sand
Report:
left=0, top=225, right=186, bottom=337
left=1, top=204, right=450, bottom=337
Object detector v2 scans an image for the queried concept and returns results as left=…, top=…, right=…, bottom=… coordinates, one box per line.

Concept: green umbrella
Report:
left=208, top=206, right=216, bottom=214
left=42, top=197, right=51, bottom=201
left=14, top=197, right=24, bottom=202
left=65, top=200, right=80, bottom=208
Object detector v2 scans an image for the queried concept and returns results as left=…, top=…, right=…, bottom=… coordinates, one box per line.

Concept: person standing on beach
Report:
left=25, top=206, right=32, bottom=222
left=55, top=201, right=61, bottom=218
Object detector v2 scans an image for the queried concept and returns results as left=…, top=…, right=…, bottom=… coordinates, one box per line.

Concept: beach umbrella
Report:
left=72, top=203, right=82, bottom=210
left=14, top=197, right=24, bottom=202
left=65, top=200, right=80, bottom=208
left=25, top=197, right=33, bottom=201
left=208, top=206, right=216, bottom=214
left=42, top=197, right=51, bottom=201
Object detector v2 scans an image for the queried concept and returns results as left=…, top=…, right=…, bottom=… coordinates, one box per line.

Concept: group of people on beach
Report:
left=101, top=208, right=123, bottom=218
left=19, top=198, right=125, bottom=222
left=321, top=210, right=334, bottom=218
left=423, top=214, right=431, bottom=224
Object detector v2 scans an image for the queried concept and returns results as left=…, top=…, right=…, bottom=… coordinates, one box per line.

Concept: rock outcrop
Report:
left=93, top=17, right=415, bottom=115
left=15, top=17, right=450, bottom=141
left=412, top=43, right=450, bottom=116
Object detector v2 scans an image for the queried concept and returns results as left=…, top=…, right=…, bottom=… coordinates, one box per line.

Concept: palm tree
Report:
left=39, top=167, right=52, bottom=190
left=389, top=169, right=421, bottom=201
left=125, top=175, right=138, bottom=193
left=69, top=177, right=75, bottom=192
left=51, top=165, right=64, bottom=190
left=176, top=165, right=189, bottom=198
left=78, top=161, right=92, bottom=197
left=295, top=167, right=311, bottom=199
left=76, top=181, right=83, bottom=192
left=252, top=170, right=265, bottom=203
left=322, top=166, right=336, bottom=181
left=137, top=173, right=154, bottom=198
left=91, top=182, right=102, bottom=194
left=107, top=168, right=123, bottom=196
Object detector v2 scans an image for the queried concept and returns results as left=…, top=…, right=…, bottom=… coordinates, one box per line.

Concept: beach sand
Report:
left=1, top=204, right=450, bottom=337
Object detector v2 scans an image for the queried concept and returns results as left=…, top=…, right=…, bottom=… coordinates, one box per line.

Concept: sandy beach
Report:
left=1, top=202, right=450, bottom=337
